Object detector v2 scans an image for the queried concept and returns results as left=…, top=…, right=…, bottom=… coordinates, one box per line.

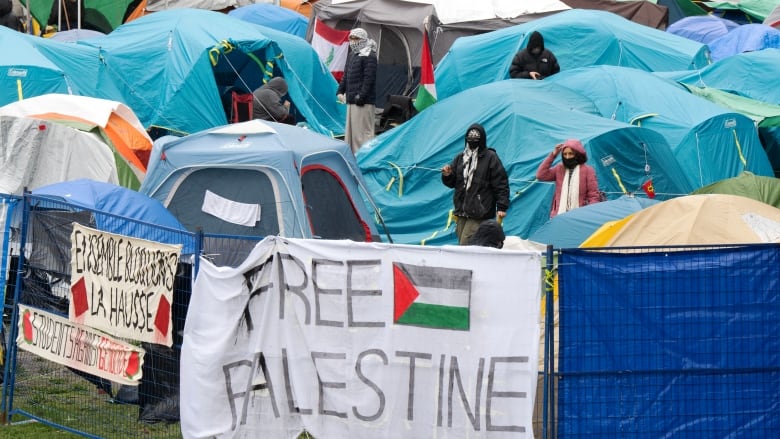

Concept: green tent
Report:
left=21, top=0, right=140, bottom=33
left=692, top=171, right=780, bottom=208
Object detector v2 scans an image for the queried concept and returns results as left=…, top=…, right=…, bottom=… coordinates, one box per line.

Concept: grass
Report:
left=0, top=352, right=181, bottom=438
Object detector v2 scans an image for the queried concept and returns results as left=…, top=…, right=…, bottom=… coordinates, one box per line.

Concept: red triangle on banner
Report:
left=393, top=264, right=420, bottom=322
left=154, top=295, right=171, bottom=338
left=71, top=276, right=89, bottom=317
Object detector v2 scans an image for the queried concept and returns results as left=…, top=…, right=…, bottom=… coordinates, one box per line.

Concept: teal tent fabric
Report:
left=0, top=26, right=73, bottom=106
left=356, top=80, right=692, bottom=245
left=658, top=48, right=780, bottom=105
left=73, top=9, right=345, bottom=137
left=550, top=65, right=774, bottom=189
left=435, top=9, right=711, bottom=101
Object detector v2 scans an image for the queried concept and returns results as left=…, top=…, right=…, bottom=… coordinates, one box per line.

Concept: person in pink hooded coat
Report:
left=536, top=139, right=601, bottom=218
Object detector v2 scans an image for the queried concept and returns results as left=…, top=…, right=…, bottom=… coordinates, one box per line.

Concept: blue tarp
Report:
left=31, top=179, right=194, bottom=252
left=558, top=246, right=780, bottom=436
left=435, top=9, right=710, bottom=100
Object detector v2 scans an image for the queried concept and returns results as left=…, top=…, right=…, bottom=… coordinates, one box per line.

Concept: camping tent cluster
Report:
left=355, top=8, right=780, bottom=246
left=1, top=9, right=345, bottom=138
left=1, top=4, right=778, bottom=251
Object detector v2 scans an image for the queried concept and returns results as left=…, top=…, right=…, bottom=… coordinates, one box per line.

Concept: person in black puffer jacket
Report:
left=509, top=31, right=560, bottom=80
left=441, top=123, right=510, bottom=245
left=336, top=27, right=377, bottom=154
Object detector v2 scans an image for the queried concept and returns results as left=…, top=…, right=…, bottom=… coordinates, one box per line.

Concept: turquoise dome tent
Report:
left=0, top=26, right=74, bottom=106
left=550, top=65, right=774, bottom=189
left=357, top=80, right=692, bottom=245
left=434, top=9, right=711, bottom=101
left=72, top=9, right=345, bottom=137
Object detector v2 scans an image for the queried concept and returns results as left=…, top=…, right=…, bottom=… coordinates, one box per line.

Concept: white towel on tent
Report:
left=201, top=190, right=261, bottom=227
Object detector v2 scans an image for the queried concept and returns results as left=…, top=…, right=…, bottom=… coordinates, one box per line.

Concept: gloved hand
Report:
left=355, top=94, right=365, bottom=106
left=337, top=93, right=346, bottom=104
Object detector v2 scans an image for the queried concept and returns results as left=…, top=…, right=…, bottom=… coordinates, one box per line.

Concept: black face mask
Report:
left=467, top=139, right=480, bottom=149
left=563, top=157, right=579, bottom=169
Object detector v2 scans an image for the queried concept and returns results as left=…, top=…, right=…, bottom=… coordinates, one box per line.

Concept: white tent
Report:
left=0, top=115, right=118, bottom=195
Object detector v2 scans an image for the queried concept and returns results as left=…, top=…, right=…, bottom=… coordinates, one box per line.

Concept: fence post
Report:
left=1, top=192, right=31, bottom=423
left=542, top=244, right=555, bottom=438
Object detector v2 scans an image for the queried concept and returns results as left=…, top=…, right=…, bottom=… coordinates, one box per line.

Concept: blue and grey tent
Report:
left=71, top=8, right=345, bottom=137
left=140, top=120, right=384, bottom=257
left=550, top=65, right=774, bottom=189
left=434, top=9, right=711, bottom=100
left=357, top=80, right=692, bottom=245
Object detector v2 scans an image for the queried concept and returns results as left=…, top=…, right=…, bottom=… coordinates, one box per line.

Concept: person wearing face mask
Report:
left=336, top=27, right=377, bottom=154
left=536, top=139, right=601, bottom=218
left=509, top=31, right=560, bottom=80
left=441, top=123, right=510, bottom=245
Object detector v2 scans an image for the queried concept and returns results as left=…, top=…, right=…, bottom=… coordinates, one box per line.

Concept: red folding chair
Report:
left=231, top=91, right=254, bottom=123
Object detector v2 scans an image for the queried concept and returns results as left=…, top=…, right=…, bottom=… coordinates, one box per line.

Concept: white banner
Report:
left=69, top=223, right=181, bottom=346
left=17, top=305, right=145, bottom=386
left=181, top=237, right=542, bottom=438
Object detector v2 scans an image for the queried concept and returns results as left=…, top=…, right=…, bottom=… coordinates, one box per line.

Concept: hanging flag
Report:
left=393, top=262, right=472, bottom=331
left=310, top=19, right=350, bottom=82
left=642, top=179, right=656, bottom=198
left=413, top=29, right=437, bottom=112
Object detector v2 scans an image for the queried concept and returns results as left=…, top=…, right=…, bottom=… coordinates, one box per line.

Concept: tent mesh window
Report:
left=301, top=166, right=369, bottom=241
left=166, top=168, right=280, bottom=237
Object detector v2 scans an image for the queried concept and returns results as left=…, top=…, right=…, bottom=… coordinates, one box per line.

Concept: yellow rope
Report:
left=420, top=210, right=455, bottom=246
left=733, top=130, right=747, bottom=166
left=16, top=79, right=22, bottom=101
left=209, top=40, right=236, bottom=66
left=544, top=268, right=555, bottom=290
left=611, top=168, right=628, bottom=194
left=386, top=162, right=404, bottom=197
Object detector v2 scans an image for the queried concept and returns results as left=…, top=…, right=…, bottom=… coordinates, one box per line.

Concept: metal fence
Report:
left=1, top=192, right=778, bottom=437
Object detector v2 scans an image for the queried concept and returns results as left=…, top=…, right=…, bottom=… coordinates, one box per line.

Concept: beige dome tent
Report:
left=581, top=194, right=780, bottom=247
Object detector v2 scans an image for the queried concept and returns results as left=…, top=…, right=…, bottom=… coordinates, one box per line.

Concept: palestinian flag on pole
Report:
left=311, top=18, right=350, bottom=82
left=413, top=29, right=437, bottom=112
left=393, top=262, right=472, bottom=331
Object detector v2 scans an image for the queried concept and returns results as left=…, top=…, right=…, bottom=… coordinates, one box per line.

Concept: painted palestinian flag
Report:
left=393, top=262, right=472, bottom=330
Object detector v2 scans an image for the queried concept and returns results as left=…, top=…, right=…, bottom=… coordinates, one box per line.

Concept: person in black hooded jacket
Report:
left=509, top=31, right=560, bottom=80
left=442, top=123, right=510, bottom=245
